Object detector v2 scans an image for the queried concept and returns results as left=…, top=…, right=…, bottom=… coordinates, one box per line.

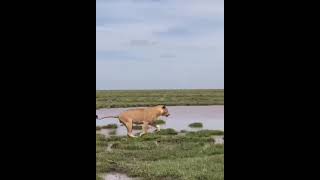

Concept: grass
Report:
left=186, top=130, right=224, bottom=137
left=108, top=130, right=117, bottom=135
left=96, top=175, right=103, bottom=180
left=155, top=119, right=166, bottom=125
left=101, top=124, right=118, bottom=129
left=156, top=128, right=178, bottom=135
left=133, top=125, right=142, bottom=130
left=126, top=120, right=166, bottom=131
left=188, top=122, right=203, bottom=128
left=96, top=129, right=224, bottom=180
left=96, top=89, right=224, bottom=109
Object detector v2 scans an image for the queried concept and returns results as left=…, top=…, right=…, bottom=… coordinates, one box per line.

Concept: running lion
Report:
left=97, top=105, right=170, bottom=137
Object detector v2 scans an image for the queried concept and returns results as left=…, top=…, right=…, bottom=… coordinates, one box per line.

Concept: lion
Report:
left=96, top=105, right=170, bottom=137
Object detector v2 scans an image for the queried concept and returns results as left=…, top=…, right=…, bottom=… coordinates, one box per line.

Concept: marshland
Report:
left=96, top=89, right=224, bottom=180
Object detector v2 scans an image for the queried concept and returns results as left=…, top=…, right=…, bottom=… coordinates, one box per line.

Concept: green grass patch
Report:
left=96, top=175, right=103, bottom=180
left=186, top=130, right=224, bottom=137
left=156, top=128, right=178, bottom=135
left=155, top=119, right=166, bottom=125
left=96, top=89, right=224, bottom=109
left=132, top=125, right=142, bottom=130
left=96, top=129, right=224, bottom=180
left=188, top=122, right=203, bottom=128
left=101, top=124, right=118, bottom=129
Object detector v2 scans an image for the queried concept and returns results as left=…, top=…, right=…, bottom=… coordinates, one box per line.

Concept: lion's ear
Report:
left=162, top=105, right=166, bottom=109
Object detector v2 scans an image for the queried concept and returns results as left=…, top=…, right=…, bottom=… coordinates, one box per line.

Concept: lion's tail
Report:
left=96, top=115, right=119, bottom=120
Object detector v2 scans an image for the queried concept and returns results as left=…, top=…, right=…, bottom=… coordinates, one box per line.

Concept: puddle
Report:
left=213, top=136, right=224, bottom=144
left=96, top=105, right=224, bottom=136
left=104, top=172, right=138, bottom=180
left=106, top=144, right=113, bottom=152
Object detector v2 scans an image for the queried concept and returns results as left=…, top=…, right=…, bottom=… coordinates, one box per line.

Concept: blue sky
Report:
left=96, top=0, right=224, bottom=90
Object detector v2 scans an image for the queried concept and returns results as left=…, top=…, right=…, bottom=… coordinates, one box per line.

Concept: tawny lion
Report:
left=96, top=105, right=170, bottom=137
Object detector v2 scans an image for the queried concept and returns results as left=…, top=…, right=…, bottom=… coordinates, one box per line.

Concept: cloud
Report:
left=129, top=40, right=157, bottom=46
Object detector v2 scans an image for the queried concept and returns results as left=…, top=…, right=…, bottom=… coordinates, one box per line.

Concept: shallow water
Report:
left=96, top=105, right=224, bottom=136
left=104, top=172, right=138, bottom=180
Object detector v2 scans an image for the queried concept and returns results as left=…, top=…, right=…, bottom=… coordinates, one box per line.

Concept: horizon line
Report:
left=96, top=88, right=224, bottom=91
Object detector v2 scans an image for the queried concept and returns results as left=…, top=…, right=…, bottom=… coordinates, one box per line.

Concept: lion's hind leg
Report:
left=120, top=117, right=136, bottom=138
left=139, top=122, right=149, bottom=137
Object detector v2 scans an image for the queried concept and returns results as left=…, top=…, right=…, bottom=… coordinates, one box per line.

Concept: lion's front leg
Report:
left=150, top=123, right=160, bottom=132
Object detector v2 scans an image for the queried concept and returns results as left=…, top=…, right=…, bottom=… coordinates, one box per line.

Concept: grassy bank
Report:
left=96, top=130, right=224, bottom=180
left=96, top=89, right=224, bottom=109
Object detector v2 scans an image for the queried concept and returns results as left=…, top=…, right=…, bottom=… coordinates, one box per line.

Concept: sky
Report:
left=96, top=0, right=224, bottom=90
